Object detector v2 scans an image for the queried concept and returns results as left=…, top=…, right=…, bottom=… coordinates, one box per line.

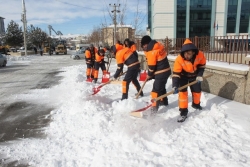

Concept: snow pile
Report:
left=0, top=64, right=250, bottom=167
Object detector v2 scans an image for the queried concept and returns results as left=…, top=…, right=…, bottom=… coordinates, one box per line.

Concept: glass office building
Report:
left=147, top=0, right=250, bottom=39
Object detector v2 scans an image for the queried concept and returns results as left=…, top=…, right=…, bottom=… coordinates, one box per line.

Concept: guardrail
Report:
left=136, top=35, right=250, bottom=65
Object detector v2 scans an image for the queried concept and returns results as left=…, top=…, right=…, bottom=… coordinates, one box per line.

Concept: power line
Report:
left=55, top=0, right=100, bottom=10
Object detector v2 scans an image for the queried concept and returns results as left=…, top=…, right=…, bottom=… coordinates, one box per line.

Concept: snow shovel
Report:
left=130, top=73, right=213, bottom=118
left=101, top=71, right=110, bottom=83
left=92, top=71, right=127, bottom=95
left=135, top=77, right=148, bottom=99
left=101, top=54, right=113, bottom=83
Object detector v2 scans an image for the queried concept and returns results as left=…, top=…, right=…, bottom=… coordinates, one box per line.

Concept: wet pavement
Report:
left=0, top=53, right=83, bottom=166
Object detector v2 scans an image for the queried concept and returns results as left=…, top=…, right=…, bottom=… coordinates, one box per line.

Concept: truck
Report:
left=55, top=40, right=67, bottom=55
left=76, top=44, right=89, bottom=51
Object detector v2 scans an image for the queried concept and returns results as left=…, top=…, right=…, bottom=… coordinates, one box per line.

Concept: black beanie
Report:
left=99, top=49, right=105, bottom=54
left=110, top=45, right=116, bottom=53
left=141, top=35, right=152, bottom=47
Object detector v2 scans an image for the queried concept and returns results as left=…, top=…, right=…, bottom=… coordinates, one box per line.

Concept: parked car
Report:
left=0, top=53, right=7, bottom=67
left=10, top=47, right=17, bottom=52
left=70, top=48, right=86, bottom=60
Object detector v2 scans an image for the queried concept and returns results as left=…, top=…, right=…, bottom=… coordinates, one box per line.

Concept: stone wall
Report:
left=138, top=53, right=250, bottom=104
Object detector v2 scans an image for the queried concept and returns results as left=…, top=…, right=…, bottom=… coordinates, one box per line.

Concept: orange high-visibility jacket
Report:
left=85, top=47, right=98, bottom=63
left=115, top=43, right=124, bottom=52
left=124, top=40, right=137, bottom=52
left=144, top=40, right=170, bottom=77
left=95, top=48, right=106, bottom=63
left=113, top=47, right=139, bottom=78
left=130, top=43, right=137, bottom=52
left=172, top=39, right=206, bottom=87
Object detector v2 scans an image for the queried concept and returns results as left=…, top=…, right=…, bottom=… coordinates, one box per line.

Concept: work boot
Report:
left=121, top=93, right=128, bottom=101
left=177, top=108, right=188, bottom=123
left=159, top=97, right=168, bottom=106
left=177, top=115, right=187, bottom=123
left=191, top=102, right=202, bottom=110
left=93, top=78, right=97, bottom=84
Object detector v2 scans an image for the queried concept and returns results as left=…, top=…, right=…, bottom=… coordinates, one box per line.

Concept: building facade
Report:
left=102, top=24, right=135, bottom=46
left=148, top=0, right=250, bottom=39
left=0, top=16, right=5, bottom=35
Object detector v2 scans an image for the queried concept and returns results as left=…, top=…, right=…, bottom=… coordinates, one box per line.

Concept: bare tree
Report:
left=131, top=0, right=147, bottom=36
left=88, top=26, right=102, bottom=47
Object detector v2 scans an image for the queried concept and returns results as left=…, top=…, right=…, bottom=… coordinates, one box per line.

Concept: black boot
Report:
left=93, top=78, right=97, bottom=83
left=159, top=97, right=168, bottom=106
left=177, top=108, right=188, bottom=123
left=121, top=93, right=128, bottom=101
left=191, top=102, right=202, bottom=110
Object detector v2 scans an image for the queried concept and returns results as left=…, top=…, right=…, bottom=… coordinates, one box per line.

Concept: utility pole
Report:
left=21, top=0, right=27, bottom=56
left=109, top=3, right=120, bottom=45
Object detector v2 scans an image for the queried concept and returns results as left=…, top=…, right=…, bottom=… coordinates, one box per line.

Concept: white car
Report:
left=0, top=53, right=7, bottom=67
left=71, top=48, right=86, bottom=60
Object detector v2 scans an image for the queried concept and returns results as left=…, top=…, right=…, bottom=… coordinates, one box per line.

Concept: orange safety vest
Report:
left=116, top=47, right=138, bottom=66
left=85, top=47, right=98, bottom=61
left=95, top=48, right=106, bottom=63
left=144, top=41, right=170, bottom=76
left=172, top=39, right=206, bottom=78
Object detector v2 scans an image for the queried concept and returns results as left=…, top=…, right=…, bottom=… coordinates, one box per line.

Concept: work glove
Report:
left=172, top=87, right=179, bottom=94
left=196, top=76, right=203, bottom=83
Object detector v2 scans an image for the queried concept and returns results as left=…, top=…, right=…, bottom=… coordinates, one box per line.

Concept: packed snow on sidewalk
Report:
left=1, top=60, right=250, bottom=167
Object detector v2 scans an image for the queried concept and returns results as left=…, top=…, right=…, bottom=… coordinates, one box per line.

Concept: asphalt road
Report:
left=0, top=52, right=84, bottom=143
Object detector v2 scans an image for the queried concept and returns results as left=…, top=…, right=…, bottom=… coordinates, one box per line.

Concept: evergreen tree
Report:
left=27, top=25, right=48, bottom=47
left=4, top=20, right=23, bottom=47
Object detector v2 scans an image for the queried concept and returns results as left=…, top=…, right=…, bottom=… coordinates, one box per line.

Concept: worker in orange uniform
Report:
left=85, top=44, right=98, bottom=82
left=115, top=40, right=124, bottom=53
left=141, top=35, right=171, bottom=115
left=93, top=48, right=108, bottom=83
left=110, top=45, right=143, bottom=100
left=124, top=38, right=138, bottom=57
left=172, top=39, right=206, bottom=122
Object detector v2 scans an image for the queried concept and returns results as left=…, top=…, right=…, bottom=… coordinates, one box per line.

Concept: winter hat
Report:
left=180, top=39, right=198, bottom=56
left=99, top=49, right=105, bottom=54
left=141, top=35, right=152, bottom=47
left=89, top=44, right=94, bottom=47
left=110, top=45, right=116, bottom=53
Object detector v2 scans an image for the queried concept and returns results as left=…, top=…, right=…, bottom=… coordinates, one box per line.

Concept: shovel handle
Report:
left=135, top=78, right=148, bottom=99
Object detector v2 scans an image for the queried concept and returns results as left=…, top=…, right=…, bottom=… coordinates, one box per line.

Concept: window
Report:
left=227, top=0, right=238, bottom=33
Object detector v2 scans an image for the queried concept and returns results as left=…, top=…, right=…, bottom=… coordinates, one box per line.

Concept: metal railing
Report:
left=136, top=35, right=250, bottom=65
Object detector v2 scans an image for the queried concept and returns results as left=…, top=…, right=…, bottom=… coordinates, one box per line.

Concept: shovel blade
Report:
left=129, top=103, right=152, bottom=118
left=102, top=72, right=110, bottom=83
left=92, top=87, right=100, bottom=95
left=130, top=111, right=143, bottom=118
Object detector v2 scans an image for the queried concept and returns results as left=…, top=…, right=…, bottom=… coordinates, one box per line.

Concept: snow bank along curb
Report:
left=138, top=53, right=250, bottom=105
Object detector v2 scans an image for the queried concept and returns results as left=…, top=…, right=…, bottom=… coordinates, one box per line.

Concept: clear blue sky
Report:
left=0, top=0, right=147, bottom=35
